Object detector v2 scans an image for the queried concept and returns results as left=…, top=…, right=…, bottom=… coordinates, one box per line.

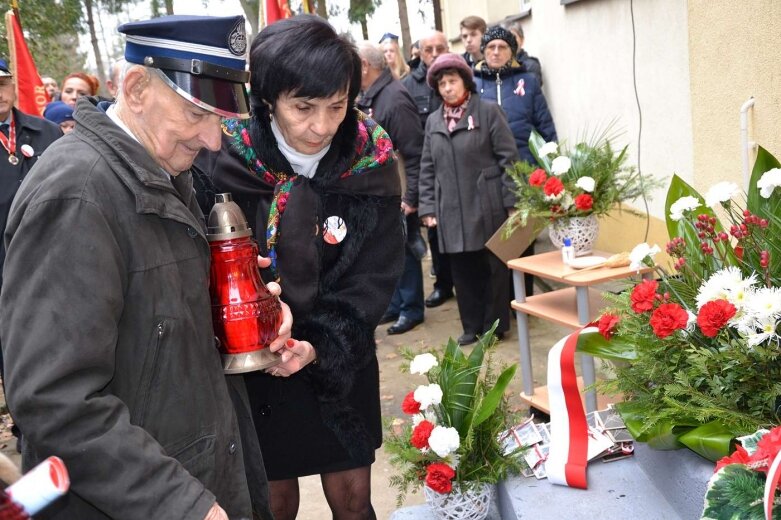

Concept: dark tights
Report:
left=269, top=465, right=376, bottom=520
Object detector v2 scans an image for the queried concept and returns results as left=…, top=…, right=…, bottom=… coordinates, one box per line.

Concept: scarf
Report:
left=443, top=92, right=471, bottom=133
left=223, top=111, right=395, bottom=281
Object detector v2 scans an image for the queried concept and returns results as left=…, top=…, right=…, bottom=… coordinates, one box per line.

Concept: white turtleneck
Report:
left=270, top=117, right=330, bottom=179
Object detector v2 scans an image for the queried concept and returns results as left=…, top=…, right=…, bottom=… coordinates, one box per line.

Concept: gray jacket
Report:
left=418, top=97, right=519, bottom=253
left=0, top=99, right=267, bottom=520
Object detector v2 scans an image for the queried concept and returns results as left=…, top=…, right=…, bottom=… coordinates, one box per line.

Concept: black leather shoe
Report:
left=379, top=312, right=399, bottom=325
left=457, top=333, right=478, bottom=346
left=387, top=316, right=423, bottom=335
left=425, top=289, right=453, bottom=308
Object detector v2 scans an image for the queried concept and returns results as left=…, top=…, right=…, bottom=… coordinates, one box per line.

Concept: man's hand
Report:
left=401, top=201, right=417, bottom=216
left=204, top=503, right=228, bottom=520
left=421, top=215, right=437, bottom=228
left=266, top=339, right=317, bottom=377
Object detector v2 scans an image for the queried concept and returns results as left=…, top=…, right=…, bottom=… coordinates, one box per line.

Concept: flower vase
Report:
left=424, top=483, right=493, bottom=520
left=549, top=214, right=599, bottom=256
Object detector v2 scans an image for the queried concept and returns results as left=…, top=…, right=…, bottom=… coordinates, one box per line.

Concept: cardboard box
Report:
left=486, top=216, right=543, bottom=264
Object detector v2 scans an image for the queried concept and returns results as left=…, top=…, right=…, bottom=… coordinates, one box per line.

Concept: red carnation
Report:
left=697, top=299, right=736, bottom=338
left=410, top=420, right=435, bottom=449
left=597, top=313, right=620, bottom=340
left=529, top=168, right=547, bottom=187
left=425, top=462, right=456, bottom=494
left=752, top=427, right=781, bottom=472
left=649, top=303, right=689, bottom=338
left=402, top=391, right=421, bottom=415
left=714, top=444, right=751, bottom=473
left=630, top=279, right=658, bottom=313
left=574, top=193, right=593, bottom=211
left=543, top=177, right=564, bottom=197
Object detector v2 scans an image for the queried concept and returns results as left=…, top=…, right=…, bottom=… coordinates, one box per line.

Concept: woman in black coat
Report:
left=195, top=15, right=403, bottom=520
left=418, top=53, right=519, bottom=346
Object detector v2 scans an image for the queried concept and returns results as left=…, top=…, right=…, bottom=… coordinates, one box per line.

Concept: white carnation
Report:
left=757, top=168, right=781, bottom=199
left=410, top=353, right=438, bottom=375
left=669, top=196, right=701, bottom=221
left=413, top=384, right=443, bottom=409
left=628, top=243, right=660, bottom=271
left=704, top=181, right=740, bottom=207
left=428, top=426, right=461, bottom=458
left=539, top=141, right=558, bottom=157
left=575, top=176, right=595, bottom=193
left=550, top=156, right=572, bottom=175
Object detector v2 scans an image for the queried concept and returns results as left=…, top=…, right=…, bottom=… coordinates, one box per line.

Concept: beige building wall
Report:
left=688, top=0, right=781, bottom=192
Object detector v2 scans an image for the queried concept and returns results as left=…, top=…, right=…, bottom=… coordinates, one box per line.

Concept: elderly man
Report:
left=356, top=41, right=425, bottom=334
left=401, top=30, right=454, bottom=309
left=0, top=15, right=294, bottom=520
left=104, top=58, right=126, bottom=99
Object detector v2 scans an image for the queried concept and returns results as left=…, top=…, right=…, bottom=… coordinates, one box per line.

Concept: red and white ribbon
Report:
left=765, top=449, right=781, bottom=520
left=545, top=327, right=597, bottom=489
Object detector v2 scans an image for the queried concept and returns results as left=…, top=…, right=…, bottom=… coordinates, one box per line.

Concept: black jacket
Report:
left=357, top=67, right=423, bottom=208
left=401, top=61, right=442, bottom=130
left=517, top=49, right=543, bottom=86
left=0, top=108, right=61, bottom=277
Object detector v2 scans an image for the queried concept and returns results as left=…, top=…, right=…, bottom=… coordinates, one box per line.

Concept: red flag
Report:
left=265, top=0, right=293, bottom=25
left=5, top=10, right=49, bottom=117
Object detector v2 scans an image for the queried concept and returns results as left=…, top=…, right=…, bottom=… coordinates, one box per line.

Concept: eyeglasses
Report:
left=485, top=43, right=511, bottom=53
left=422, top=45, right=448, bottom=54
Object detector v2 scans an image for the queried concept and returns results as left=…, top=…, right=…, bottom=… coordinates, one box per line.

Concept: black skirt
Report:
left=244, top=357, right=382, bottom=480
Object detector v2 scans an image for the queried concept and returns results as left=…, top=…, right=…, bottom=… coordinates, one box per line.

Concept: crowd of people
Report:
left=0, top=11, right=555, bottom=520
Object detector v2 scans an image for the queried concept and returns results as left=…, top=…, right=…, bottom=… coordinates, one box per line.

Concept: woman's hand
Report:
left=421, top=215, right=437, bottom=228
left=257, top=255, right=294, bottom=351
left=266, top=339, right=317, bottom=377
left=204, top=503, right=228, bottom=520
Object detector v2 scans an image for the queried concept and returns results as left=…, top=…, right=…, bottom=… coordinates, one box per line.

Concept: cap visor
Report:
left=160, top=69, right=249, bottom=119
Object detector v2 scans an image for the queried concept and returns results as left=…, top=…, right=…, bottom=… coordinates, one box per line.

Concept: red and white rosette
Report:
left=545, top=327, right=597, bottom=489
left=6, top=456, right=69, bottom=515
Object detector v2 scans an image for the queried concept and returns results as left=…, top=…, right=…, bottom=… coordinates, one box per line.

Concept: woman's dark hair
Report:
left=430, top=67, right=477, bottom=99
left=248, top=15, right=361, bottom=113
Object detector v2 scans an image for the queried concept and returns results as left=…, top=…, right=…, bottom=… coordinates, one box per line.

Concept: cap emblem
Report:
left=228, top=19, right=247, bottom=56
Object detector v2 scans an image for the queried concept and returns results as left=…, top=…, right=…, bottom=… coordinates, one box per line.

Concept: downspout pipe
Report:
left=740, top=96, right=755, bottom=190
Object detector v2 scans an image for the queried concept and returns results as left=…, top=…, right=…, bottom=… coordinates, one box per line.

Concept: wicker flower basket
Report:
left=548, top=214, right=600, bottom=256
left=424, top=482, right=494, bottom=520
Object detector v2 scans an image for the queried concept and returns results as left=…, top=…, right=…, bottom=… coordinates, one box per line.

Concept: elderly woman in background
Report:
left=60, top=72, right=99, bottom=107
left=380, top=33, right=409, bottom=79
left=194, top=15, right=403, bottom=520
left=42, top=101, right=75, bottom=134
left=418, top=53, right=519, bottom=346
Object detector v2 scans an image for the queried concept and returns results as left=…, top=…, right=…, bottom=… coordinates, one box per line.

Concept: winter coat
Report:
left=401, top=61, right=442, bottom=130
left=474, top=59, right=557, bottom=164
left=0, top=108, right=61, bottom=278
left=418, top=96, right=519, bottom=254
left=0, top=98, right=268, bottom=520
left=194, top=107, right=404, bottom=479
left=357, top=67, right=423, bottom=208
left=517, top=49, right=543, bottom=86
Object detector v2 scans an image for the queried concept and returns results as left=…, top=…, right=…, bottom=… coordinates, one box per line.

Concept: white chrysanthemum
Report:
left=629, top=243, right=660, bottom=271
left=410, top=353, right=438, bottom=375
left=428, top=426, right=460, bottom=458
left=669, top=196, right=701, bottom=221
left=757, top=168, right=781, bottom=199
left=539, top=141, right=558, bottom=157
left=696, top=267, right=758, bottom=310
left=575, top=176, right=595, bottom=193
left=704, top=181, right=740, bottom=207
left=745, top=316, right=780, bottom=347
left=413, top=384, right=443, bottom=409
left=744, top=287, right=781, bottom=320
left=550, top=156, right=572, bottom=175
